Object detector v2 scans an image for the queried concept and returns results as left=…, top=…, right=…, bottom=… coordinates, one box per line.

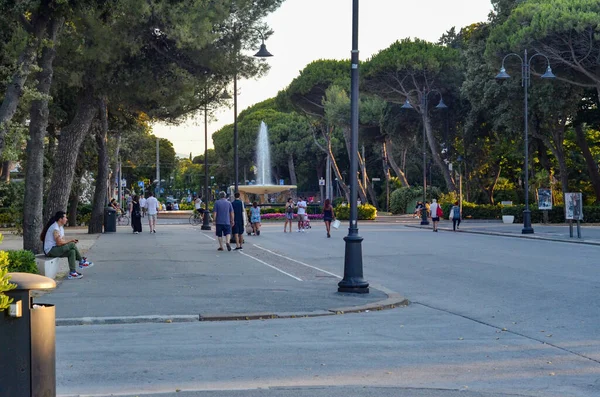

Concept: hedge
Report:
left=335, top=204, right=377, bottom=220
left=6, top=250, right=38, bottom=274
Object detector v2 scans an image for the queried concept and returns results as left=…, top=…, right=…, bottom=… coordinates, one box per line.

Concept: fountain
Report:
left=234, top=121, right=296, bottom=199
left=256, top=121, right=272, bottom=185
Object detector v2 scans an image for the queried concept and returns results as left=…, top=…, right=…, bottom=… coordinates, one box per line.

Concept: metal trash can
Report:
left=104, top=206, right=117, bottom=232
left=0, top=272, right=57, bottom=397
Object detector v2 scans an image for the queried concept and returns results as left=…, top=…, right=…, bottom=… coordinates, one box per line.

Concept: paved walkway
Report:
left=1, top=220, right=404, bottom=325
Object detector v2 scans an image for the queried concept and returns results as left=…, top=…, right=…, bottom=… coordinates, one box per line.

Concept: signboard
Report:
left=538, top=188, right=552, bottom=210
left=371, top=178, right=381, bottom=182
left=279, top=179, right=284, bottom=186
left=319, top=178, right=325, bottom=186
left=565, top=192, right=583, bottom=220
left=138, top=181, right=145, bottom=188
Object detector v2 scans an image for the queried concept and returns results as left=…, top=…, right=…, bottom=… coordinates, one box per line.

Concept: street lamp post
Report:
left=402, top=90, right=447, bottom=225
left=232, top=30, right=273, bottom=194
left=495, top=49, right=556, bottom=234
left=201, top=103, right=211, bottom=230
left=338, top=0, right=369, bottom=294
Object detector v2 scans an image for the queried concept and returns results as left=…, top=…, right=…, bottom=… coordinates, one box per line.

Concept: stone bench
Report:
left=35, top=254, right=59, bottom=279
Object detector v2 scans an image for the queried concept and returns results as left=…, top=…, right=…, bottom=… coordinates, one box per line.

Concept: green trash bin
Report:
left=0, top=273, right=57, bottom=397
left=104, top=206, right=117, bottom=232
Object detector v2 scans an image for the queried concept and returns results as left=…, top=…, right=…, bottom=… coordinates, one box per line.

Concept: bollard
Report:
left=0, top=273, right=57, bottom=397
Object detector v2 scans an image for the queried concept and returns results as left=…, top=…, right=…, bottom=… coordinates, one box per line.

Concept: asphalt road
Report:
left=54, top=222, right=600, bottom=397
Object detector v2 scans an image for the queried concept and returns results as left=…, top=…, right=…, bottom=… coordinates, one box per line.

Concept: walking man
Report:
left=297, top=196, right=307, bottom=232
left=145, top=192, right=160, bottom=233
left=231, top=192, right=245, bottom=250
left=212, top=191, right=234, bottom=251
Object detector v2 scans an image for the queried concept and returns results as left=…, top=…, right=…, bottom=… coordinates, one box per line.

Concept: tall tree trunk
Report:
left=44, top=91, right=98, bottom=221
left=574, top=123, right=600, bottom=203
left=22, top=16, right=63, bottom=253
left=341, top=126, right=367, bottom=203
left=109, top=132, right=121, bottom=200
left=67, top=186, right=80, bottom=227
left=89, top=99, right=109, bottom=234
left=287, top=153, right=298, bottom=185
left=311, top=124, right=350, bottom=201
left=0, top=7, right=51, bottom=158
left=423, top=114, right=455, bottom=191
left=383, top=136, right=409, bottom=187
left=0, top=161, right=10, bottom=182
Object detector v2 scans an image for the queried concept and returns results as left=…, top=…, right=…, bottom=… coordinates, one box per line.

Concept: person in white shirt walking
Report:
left=296, top=197, right=307, bottom=232
left=139, top=195, right=147, bottom=217
left=429, top=199, right=441, bottom=232
left=145, top=192, right=160, bottom=233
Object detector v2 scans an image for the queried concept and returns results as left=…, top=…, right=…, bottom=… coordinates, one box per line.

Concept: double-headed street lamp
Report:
left=232, top=30, right=272, bottom=194
left=338, top=0, right=369, bottom=294
left=402, top=89, right=447, bottom=225
left=495, top=49, right=556, bottom=234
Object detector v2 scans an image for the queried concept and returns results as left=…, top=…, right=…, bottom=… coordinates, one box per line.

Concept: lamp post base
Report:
left=420, top=219, right=430, bottom=225
left=522, top=209, right=534, bottom=234
left=338, top=234, right=369, bottom=294
left=201, top=211, right=211, bottom=230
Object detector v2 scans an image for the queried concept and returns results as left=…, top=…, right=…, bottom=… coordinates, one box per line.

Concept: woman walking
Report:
left=450, top=201, right=461, bottom=231
left=129, top=195, right=143, bottom=234
left=322, top=199, right=336, bottom=238
left=284, top=197, right=294, bottom=233
left=250, top=201, right=261, bottom=236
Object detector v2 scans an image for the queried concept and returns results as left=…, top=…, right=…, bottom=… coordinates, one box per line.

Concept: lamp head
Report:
left=401, top=99, right=413, bottom=109
left=254, top=43, right=273, bottom=57
left=435, top=98, right=448, bottom=109
left=541, top=65, right=556, bottom=79
left=495, top=67, right=511, bottom=80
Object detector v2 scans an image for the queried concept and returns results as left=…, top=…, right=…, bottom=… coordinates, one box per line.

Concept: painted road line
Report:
left=253, top=244, right=341, bottom=279
left=239, top=250, right=303, bottom=281
left=201, top=233, right=216, bottom=241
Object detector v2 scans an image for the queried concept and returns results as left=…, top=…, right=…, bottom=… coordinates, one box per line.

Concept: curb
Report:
left=404, top=224, right=600, bottom=246
left=55, top=294, right=409, bottom=326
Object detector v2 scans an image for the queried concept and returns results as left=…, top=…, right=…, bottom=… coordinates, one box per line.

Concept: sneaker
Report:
left=68, top=272, right=83, bottom=280
left=153, top=230, right=156, bottom=233
left=256, top=230, right=260, bottom=236
left=226, top=243, right=232, bottom=251
left=79, top=259, right=94, bottom=269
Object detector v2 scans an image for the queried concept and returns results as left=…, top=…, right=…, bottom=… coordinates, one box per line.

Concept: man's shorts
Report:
left=297, top=213, right=307, bottom=221
left=216, top=224, right=232, bottom=237
left=232, top=222, right=244, bottom=235
left=148, top=214, right=157, bottom=222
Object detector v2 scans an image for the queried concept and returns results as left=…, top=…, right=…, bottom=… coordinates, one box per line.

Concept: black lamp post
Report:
left=402, top=89, right=447, bottom=225
left=495, top=49, right=556, bottom=234
left=201, top=102, right=211, bottom=230
left=338, top=0, right=369, bottom=294
left=232, top=30, right=273, bottom=195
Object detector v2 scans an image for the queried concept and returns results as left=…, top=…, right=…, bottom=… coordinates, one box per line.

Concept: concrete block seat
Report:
left=34, top=254, right=59, bottom=279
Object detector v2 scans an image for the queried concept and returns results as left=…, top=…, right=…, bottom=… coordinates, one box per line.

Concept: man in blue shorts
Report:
left=212, top=191, right=234, bottom=251
left=231, top=192, right=245, bottom=250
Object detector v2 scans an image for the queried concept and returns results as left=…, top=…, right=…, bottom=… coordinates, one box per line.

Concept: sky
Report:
left=152, top=0, right=494, bottom=158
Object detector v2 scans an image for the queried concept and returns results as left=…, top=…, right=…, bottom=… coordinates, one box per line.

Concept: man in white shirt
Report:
left=194, top=196, right=203, bottom=215
left=296, top=197, right=307, bottom=232
left=43, top=211, right=93, bottom=279
left=145, top=192, right=160, bottom=233
left=139, top=195, right=147, bottom=217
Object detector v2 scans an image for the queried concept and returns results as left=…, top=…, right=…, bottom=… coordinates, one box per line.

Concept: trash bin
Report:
left=104, top=206, right=116, bottom=232
left=0, top=272, right=57, bottom=397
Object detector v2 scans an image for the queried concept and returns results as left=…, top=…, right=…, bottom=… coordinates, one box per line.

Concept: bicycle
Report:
left=189, top=210, right=203, bottom=226
left=117, top=211, right=130, bottom=226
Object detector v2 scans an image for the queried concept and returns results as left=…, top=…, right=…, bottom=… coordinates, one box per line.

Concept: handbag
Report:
left=436, top=206, right=443, bottom=217
left=332, top=219, right=341, bottom=229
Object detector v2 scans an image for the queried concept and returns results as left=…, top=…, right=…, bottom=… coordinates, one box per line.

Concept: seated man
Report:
left=41, top=211, right=93, bottom=280
left=109, top=198, right=122, bottom=214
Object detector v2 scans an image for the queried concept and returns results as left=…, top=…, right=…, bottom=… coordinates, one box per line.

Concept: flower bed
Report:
left=260, top=213, right=324, bottom=220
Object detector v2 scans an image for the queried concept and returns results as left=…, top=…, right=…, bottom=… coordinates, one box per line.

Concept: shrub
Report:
left=178, top=203, right=194, bottom=210
left=335, top=204, right=377, bottom=220
left=7, top=250, right=38, bottom=274
left=0, top=234, right=16, bottom=311
left=390, top=187, right=420, bottom=214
